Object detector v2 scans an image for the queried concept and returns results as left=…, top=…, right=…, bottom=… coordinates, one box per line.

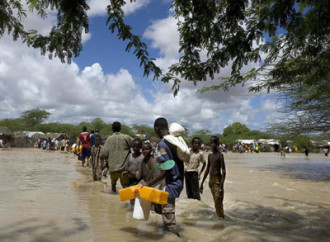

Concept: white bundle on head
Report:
left=169, top=123, right=186, bottom=137
left=164, top=123, right=190, bottom=163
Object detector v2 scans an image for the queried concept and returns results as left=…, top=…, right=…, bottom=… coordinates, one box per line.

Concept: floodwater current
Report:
left=0, top=148, right=330, bottom=242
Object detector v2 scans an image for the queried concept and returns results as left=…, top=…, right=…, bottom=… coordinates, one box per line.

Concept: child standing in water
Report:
left=123, top=138, right=144, bottom=186
left=91, top=135, right=104, bottom=181
left=200, top=136, right=226, bottom=218
left=123, top=142, right=159, bottom=185
left=137, top=142, right=158, bottom=185
left=185, top=137, right=206, bottom=200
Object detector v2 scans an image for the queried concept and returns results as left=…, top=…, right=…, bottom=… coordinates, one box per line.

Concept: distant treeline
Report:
left=1, top=116, right=328, bottom=152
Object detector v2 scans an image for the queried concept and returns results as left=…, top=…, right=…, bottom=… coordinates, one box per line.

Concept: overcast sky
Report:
left=0, top=0, right=285, bottom=134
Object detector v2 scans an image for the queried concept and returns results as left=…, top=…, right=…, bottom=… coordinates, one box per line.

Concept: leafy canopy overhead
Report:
left=1, top=1, right=329, bottom=134
left=1, top=0, right=328, bottom=93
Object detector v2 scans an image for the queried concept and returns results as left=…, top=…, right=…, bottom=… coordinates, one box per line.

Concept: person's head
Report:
left=142, top=142, right=152, bottom=158
left=82, top=126, right=87, bottom=132
left=95, top=129, right=99, bottom=134
left=94, top=135, right=102, bottom=147
left=154, top=117, right=169, bottom=138
left=210, top=136, right=219, bottom=151
left=90, top=130, right=94, bottom=134
left=112, top=121, right=121, bottom=132
left=132, top=138, right=142, bottom=154
left=191, top=137, right=201, bottom=150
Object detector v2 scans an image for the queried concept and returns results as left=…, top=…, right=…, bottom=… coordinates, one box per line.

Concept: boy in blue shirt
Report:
left=147, top=117, right=184, bottom=237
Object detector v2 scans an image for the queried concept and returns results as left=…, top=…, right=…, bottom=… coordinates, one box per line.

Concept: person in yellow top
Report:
left=184, top=137, right=206, bottom=200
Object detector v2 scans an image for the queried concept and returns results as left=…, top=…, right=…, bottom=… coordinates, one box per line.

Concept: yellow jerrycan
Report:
left=139, top=186, right=169, bottom=205
left=119, top=185, right=142, bottom=201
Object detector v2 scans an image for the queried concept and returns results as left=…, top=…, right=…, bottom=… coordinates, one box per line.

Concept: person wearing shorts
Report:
left=79, top=126, right=91, bottom=167
left=101, top=121, right=133, bottom=193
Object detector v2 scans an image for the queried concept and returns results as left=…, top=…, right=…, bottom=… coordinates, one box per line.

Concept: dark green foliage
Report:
left=2, top=1, right=328, bottom=94
left=0, top=118, right=27, bottom=131
left=1, top=1, right=328, bottom=133
left=292, top=135, right=312, bottom=152
left=131, top=124, right=157, bottom=139
left=35, top=122, right=80, bottom=140
left=190, top=130, right=213, bottom=145
left=21, top=108, right=50, bottom=127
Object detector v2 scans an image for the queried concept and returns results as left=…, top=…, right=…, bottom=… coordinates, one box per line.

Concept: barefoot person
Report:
left=200, top=136, right=226, bottom=218
left=123, top=141, right=159, bottom=186
left=90, top=135, right=104, bottom=181
left=185, top=137, right=206, bottom=200
left=101, top=121, right=133, bottom=193
left=123, top=138, right=144, bottom=187
left=79, top=126, right=91, bottom=167
left=147, top=118, right=186, bottom=237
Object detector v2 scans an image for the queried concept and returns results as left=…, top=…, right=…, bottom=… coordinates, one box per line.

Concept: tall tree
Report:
left=90, top=118, right=106, bottom=131
left=223, top=122, right=251, bottom=137
left=21, top=108, right=50, bottom=127
left=270, top=80, right=330, bottom=134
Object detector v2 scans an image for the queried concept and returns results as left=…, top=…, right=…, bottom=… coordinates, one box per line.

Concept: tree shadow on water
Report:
left=261, top=163, right=330, bottom=182
left=0, top=217, right=89, bottom=242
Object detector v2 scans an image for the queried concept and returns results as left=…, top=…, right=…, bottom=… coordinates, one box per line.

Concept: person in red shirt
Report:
left=79, top=126, right=91, bottom=167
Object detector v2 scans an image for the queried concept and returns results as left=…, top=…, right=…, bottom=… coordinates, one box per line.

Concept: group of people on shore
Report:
left=232, top=142, right=259, bottom=153
left=76, top=118, right=226, bottom=237
left=38, top=137, right=70, bottom=151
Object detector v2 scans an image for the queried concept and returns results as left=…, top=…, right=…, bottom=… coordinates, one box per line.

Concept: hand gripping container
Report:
left=119, top=185, right=142, bottom=201
left=139, top=186, right=169, bottom=205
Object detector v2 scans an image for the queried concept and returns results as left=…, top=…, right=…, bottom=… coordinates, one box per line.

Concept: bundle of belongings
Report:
left=164, top=123, right=190, bottom=163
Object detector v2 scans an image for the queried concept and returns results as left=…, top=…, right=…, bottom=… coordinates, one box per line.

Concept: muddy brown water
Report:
left=1, top=149, right=330, bottom=242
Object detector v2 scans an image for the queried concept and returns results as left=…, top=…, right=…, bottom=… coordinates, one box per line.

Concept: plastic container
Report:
left=139, top=186, right=169, bottom=205
left=133, top=195, right=151, bottom=220
left=119, top=185, right=142, bottom=201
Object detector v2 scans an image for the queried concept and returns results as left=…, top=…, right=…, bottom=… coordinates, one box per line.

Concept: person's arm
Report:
left=147, top=143, right=170, bottom=187
left=78, top=134, right=81, bottom=147
left=147, top=156, right=155, bottom=170
left=219, top=154, right=226, bottom=191
left=122, top=170, right=137, bottom=176
left=147, top=170, right=167, bottom=187
left=198, top=153, right=206, bottom=179
left=101, top=139, right=109, bottom=159
left=200, top=154, right=211, bottom=194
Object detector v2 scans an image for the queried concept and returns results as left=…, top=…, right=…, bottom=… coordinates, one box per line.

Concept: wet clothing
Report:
left=136, top=158, right=160, bottom=185
left=184, top=150, right=205, bottom=172
left=90, top=134, right=95, bottom=147
left=91, top=145, right=103, bottom=181
left=81, top=147, right=91, bottom=158
left=156, top=139, right=184, bottom=199
left=101, top=132, right=133, bottom=173
left=185, top=149, right=205, bottom=200
left=185, top=171, right=200, bottom=200
left=162, top=198, right=176, bottom=232
left=127, top=153, right=144, bottom=176
left=156, top=138, right=185, bottom=235
left=127, top=153, right=144, bottom=185
left=209, top=176, right=224, bottom=218
left=42, top=140, right=47, bottom=150
left=79, top=132, right=90, bottom=148
left=110, top=172, right=128, bottom=188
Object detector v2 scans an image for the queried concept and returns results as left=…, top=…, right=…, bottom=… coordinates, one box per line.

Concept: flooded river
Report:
left=1, top=149, right=330, bottom=241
